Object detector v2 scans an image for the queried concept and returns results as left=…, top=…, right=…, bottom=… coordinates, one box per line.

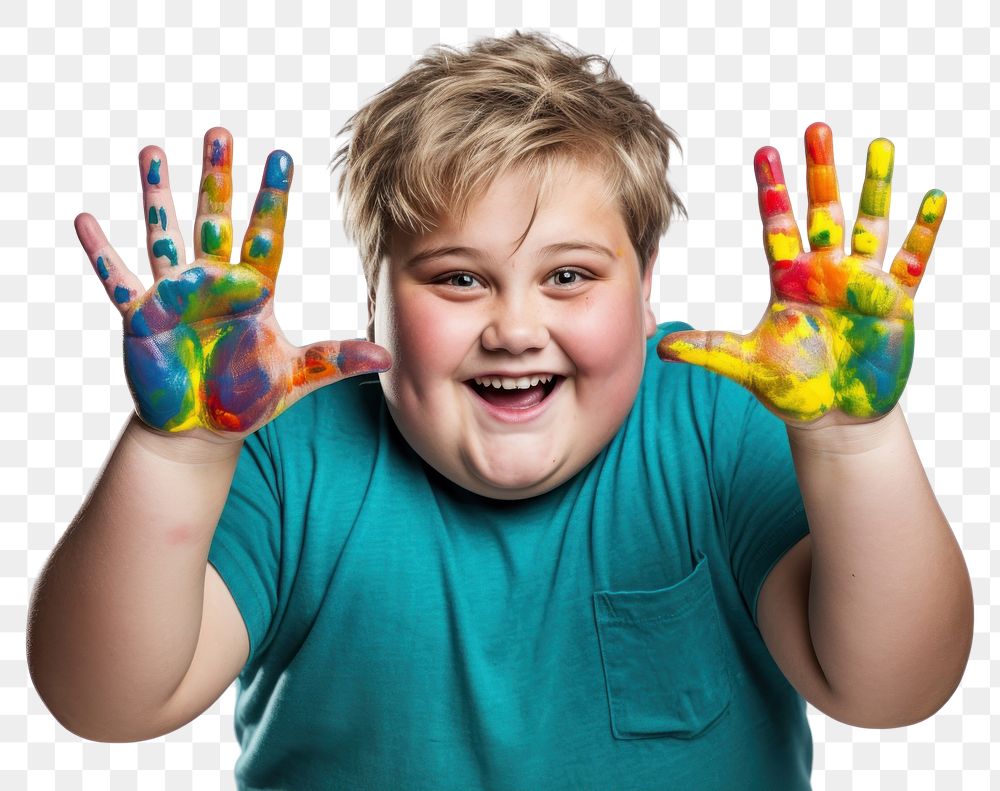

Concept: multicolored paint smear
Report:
left=198, top=134, right=233, bottom=261
left=82, top=130, right=390, bottom=436
left=658, top=122, right=946, bottom=424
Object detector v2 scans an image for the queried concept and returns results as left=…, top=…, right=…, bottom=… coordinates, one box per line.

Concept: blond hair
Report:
left=331, top=30, right=686, bottom=337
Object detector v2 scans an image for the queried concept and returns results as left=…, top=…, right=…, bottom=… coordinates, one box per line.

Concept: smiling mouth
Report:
left=465, top=375, right=562, bottom=410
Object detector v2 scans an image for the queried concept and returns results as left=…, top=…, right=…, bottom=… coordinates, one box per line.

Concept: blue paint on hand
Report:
left=156, top=267, right=206, bottom=316
left=129, top=308, right=152, bottom=336
left=152, top=237, right=179, bottom=266
left=96, top=255, right=109, bottom=280
left=114, top=284, right=132, bottom=304
left=263, top=150, right=292, bottom=191
left=147, top=159, right=161, bottom=185
left=248, top=235, right=272, bottom=258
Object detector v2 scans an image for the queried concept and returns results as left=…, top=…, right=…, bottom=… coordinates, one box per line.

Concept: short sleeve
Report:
left=208, top=423, right=281, bottom=665
left=714, top=381, right=810, bottom=628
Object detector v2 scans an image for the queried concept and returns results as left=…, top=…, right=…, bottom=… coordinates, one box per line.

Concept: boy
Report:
left=27, top=31, right=972, bottom=790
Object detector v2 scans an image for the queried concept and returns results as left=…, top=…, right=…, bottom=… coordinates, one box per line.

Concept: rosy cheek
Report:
left=385, top=292, right=470, bottom=384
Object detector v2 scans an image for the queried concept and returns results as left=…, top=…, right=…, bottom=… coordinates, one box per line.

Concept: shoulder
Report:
left=640, top=320, right=756, bottom=433
left=244, top=374, right=386, bottom=481
left=265, top=373, right=384, bottom=443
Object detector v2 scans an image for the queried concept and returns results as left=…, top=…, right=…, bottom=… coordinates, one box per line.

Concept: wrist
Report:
left=785, top=404, right=907, bottom=456
left=125, top=413, right=245, bottom=465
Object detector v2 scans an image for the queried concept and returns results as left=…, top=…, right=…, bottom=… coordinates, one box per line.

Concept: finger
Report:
left=657, top=329, right=754, bottom=389
left=754, top=146, right=803, bottom=267
left=288, top=339, right=393, bottom=399
left=804, top=122, right=845, bottom=253
left=849, top=138, right=894, bottom=266
left=240, top=150, right=293, bottom=282
left=74, top=213, right=145, bottom=315
left=194, top=127, right=235, bottom=262
left=139, top=145, right=188, bottom=278
left=888, top=189, right=946, bottom=296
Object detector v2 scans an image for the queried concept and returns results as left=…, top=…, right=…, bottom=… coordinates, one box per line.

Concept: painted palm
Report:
left=75, top=128, right=390, bottom=438
left=658, top=122, right=946, bottom=426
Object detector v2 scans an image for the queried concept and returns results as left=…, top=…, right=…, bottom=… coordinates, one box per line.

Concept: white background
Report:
left=2, top=0, right=996, bottom=788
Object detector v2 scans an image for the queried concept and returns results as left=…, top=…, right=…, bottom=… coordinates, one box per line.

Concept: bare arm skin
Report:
left=26, top=128, right=390, bottom=741
left=27, top=418, right=246, bottom=741
left=757, top=409, right=973, bottom=729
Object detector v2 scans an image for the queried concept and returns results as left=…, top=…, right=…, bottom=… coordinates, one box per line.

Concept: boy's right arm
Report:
left=27, top=415, right=248, bottom=742
left=26, top=128, right=391, bottom=742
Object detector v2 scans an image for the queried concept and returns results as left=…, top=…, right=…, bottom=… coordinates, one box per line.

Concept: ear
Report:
left=642, top=247, right=658, bottom=339
left=366, top=289, right=376, bottom=343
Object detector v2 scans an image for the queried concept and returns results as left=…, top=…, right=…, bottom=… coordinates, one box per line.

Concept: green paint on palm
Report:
left=845, top=274, right=897, bottom=318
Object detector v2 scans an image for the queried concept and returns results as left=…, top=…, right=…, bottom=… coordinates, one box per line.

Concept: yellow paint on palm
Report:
left=846, top=267, right=911, bottom=319
left=807, top=208, right=843, bottom=248
left=761, top=368, right=835, bottom=421
left=757, top=305, right=837, bottom=419
left=161, top=331, right=203, bottom=432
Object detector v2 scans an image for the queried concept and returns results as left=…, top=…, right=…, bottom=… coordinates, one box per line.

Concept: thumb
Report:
left=289, top=339, right=392, bottom=395
left=657, top=329, right=753, bottom=388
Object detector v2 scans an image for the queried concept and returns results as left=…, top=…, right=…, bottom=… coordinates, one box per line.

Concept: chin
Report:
left=457, top=449, right=571, bottom=500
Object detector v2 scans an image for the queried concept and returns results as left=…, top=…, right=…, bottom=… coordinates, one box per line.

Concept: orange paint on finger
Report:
left=806, top=165, right=839, bottom=203
left=202, top=172, right=232, bottom=212
left=902, top=225, right=935, bottom=258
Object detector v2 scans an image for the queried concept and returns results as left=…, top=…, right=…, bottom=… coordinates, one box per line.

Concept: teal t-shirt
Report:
left=209, top=321, right=812, bottom=790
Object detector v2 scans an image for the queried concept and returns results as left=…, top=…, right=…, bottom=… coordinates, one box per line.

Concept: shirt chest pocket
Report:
left=592, top=551, right=733, bottom=740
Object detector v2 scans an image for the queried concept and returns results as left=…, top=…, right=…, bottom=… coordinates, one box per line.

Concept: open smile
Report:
left=463, top=375, right=564, bottom=424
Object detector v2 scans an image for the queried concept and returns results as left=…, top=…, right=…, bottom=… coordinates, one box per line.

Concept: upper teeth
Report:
left=473, top=374, right=555, bottom=390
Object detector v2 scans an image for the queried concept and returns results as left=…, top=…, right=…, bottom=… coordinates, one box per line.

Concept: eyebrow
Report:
left=404, top=240, right=619, bottom=268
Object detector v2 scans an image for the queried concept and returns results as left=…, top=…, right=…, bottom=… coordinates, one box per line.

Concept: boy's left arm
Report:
left=658, top=122, right=974, bottom=728
left=774, top=403, right=972, bottom=729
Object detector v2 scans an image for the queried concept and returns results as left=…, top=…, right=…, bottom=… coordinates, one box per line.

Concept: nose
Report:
left=480, top=294, right=550, bottom=354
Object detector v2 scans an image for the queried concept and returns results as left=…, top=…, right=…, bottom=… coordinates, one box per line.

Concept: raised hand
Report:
left=657, top=122, right=945, bottom=428
left=75, top=128, right=391, bottom=441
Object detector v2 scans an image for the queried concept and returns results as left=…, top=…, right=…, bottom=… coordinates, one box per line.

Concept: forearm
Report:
left=26, top=414, right=242, bottom=740
left=787, top=406, right=973, bottom=727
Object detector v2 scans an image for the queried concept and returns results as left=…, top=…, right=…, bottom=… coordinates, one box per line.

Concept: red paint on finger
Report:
left=754, top=147, right=786, bottom=187
left=763, top=185, right=792, bottom=215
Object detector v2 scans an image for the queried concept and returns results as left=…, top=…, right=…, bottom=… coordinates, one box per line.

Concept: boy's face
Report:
left=373, top=161, right=658, bottom=500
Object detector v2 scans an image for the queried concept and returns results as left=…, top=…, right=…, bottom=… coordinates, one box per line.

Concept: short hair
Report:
left=331, top=30, right=686, bottom=332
